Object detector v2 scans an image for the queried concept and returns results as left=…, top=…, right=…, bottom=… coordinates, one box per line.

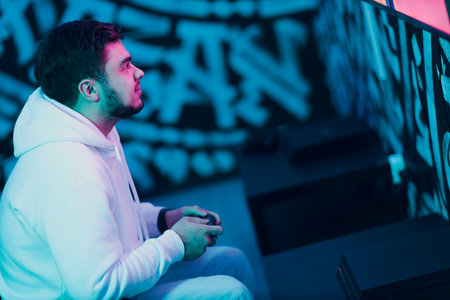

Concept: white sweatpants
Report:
left=134, top=246, right=256, bottom=300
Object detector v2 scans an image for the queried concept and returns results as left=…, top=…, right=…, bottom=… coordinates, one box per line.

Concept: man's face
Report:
left=101, top=40, right=144, bottom=119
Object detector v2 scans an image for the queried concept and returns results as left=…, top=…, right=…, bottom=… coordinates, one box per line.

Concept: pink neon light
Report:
left=393, top=0, right=450, bottom=35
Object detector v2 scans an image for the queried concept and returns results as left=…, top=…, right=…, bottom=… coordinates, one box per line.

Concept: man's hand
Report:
left=171, top=216, right=224, bottom=260
left=165, top=205, right=221, bottom=229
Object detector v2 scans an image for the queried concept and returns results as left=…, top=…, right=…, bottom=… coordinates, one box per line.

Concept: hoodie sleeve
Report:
left=138, top=202, right=167, bottom=237
left=40, top=181, right=185, bottom=300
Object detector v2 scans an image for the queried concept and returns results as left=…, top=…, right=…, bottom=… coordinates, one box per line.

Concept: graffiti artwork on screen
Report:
left=314, top=0, right=450, bottom=219
left=0, top=0, right=333, bottom=196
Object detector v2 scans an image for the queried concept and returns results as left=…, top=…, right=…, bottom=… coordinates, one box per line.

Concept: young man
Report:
left=0, top=20, right=255, bottom=299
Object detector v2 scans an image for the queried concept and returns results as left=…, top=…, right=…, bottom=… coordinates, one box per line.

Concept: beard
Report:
left=103, top=80, right=144, bottom=119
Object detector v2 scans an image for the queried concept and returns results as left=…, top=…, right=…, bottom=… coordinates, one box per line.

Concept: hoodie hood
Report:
left=14, top=88, right=116, bottom=157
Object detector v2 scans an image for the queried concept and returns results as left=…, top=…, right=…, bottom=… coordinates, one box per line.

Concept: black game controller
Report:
left=202, top=214, right=217, bottom=225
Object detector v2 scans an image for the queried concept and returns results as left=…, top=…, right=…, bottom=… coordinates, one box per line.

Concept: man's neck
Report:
left=90, top=117, right=118, bottom=137
left=73, top=102, right=118, bottom=137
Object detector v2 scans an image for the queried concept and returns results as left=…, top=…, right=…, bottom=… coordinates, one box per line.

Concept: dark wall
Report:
left=314, top=0, right=450, bottom=220
left=0, top=0, right=334, bottom=196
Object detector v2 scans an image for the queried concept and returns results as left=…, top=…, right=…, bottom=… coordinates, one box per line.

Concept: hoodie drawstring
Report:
left=114, top=144, right=149, bottom=242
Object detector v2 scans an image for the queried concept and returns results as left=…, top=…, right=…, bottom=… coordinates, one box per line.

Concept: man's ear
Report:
left=78, top=79, right=100, bottom=102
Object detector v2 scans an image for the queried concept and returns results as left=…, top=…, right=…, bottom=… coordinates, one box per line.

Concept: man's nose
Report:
left=134, top=67, right=144, bottom=80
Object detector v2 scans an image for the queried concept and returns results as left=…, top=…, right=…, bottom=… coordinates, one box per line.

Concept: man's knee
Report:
left=220, top=246, right=248, bottom=262
left=208, top=246, right=251, bottom=270
left=213, top=275, right=254, bottom=300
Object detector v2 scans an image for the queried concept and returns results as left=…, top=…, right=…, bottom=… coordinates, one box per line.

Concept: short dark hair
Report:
left=34, top=20, right=123, bottom=108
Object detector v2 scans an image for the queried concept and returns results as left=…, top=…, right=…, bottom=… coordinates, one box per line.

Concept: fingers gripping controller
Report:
left=202, top=214, right=218, bottom=240
left=171, top=216, right=223, bottom=260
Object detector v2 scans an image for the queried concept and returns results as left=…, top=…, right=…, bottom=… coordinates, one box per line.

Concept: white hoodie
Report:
left=0, top=88, right=185, bottom=300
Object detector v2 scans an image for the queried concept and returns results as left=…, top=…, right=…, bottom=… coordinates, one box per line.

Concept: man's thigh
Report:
left=134, top=246, right=256, bottom=299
